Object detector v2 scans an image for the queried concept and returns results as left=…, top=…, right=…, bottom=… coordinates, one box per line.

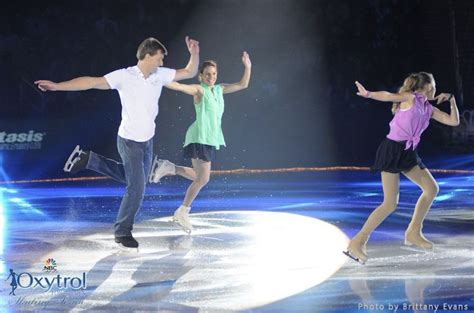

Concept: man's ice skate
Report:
left=64, top=145, right=89, bottom=174
left=343, top=235, right=369, bottom=265
left=403, top=229, right=434, bottom=252
left=115, top=235, right=140, bottom=253
left=171, top=205, right=193, bottom=234
left=149, top=157, right=176, bottom=183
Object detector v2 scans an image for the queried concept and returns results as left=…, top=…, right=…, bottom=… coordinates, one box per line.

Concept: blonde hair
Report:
left=392, top=72, right=434, bottom=114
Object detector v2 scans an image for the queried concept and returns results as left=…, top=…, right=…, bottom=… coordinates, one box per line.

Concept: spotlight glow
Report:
left=9, top=197, right=45, bottom=215
left=31, top=211, right=348, bottom=311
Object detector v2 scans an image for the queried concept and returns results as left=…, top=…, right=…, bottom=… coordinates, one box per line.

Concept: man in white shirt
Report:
left=35, top=36, right=199, bottom=249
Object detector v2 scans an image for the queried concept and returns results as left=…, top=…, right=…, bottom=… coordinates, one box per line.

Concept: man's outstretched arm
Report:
left=35, top=76, right=110, bottom=92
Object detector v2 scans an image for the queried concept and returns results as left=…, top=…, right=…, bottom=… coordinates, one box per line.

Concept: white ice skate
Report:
left=171, top=205, right=193, bottom=234
left=343, top=250, right=367, bottom=265
left=343, top=235, right=369, bottom=265
left=64, top=145, right=85, bottom=173
left=149, top=157, right=176, bottom=183
left=402, top=230, right=434, bottom=253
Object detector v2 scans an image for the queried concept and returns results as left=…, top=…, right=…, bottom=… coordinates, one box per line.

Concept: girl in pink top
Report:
left=344, top=72, right=460, bottom=264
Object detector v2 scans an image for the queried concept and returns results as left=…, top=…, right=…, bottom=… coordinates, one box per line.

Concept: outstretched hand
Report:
left=242, top=51, right=251, bottom=68
left=185, top=36, right=199, bottom=55
left=34, top=80, right=58, bottom=92
left=355, top=81, right=369, bottom=98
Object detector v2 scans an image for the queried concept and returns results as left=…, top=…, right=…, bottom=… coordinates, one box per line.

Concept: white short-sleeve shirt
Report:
left=105, top=66, right=176, bottom=142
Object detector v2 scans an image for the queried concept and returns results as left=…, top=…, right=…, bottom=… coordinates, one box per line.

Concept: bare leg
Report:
left=346, top=171, right=400, bottom=263
left=172, top=159, right=211, bottom=233
left=182, top=159, right=211, bottom=207
left=402, top=166, right=438, bottom=249
left=175, top=165, right=197, bottom=181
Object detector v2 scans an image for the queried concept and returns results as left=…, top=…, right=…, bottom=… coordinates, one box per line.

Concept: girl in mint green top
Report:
left=149, top=52, right=252, bottom=233
left=184, top=82, right=226, bottom=149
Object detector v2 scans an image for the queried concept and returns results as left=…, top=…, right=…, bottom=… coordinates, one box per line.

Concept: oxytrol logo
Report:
left=0, top=130, right=45, bottom=143
left=16, top=272, right=87, bottom=292
left=5, top=259, right=87, bottom=296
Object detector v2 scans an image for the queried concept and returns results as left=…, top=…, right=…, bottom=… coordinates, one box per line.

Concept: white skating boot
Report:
left=343, top=233, right=369, bottom=265
left=172, top=205, right=193, bottom=234
left=149, top=157, right=176, bottom=183
left=404, top=226, right=434, bottom=250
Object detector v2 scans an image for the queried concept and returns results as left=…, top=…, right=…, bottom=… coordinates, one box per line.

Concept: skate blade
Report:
left=400, top=243, right=434, bottom=253
left=171, top=219, right=192, bottom=234
left=115, top=244, right=139, bottom=253
left=149, top=156, right=161, bottom=183
left=63, top=145, right=81, bottom=172
left=177, top=223, right=192, bottom=234
left=343, top=250, right=366, bottom=265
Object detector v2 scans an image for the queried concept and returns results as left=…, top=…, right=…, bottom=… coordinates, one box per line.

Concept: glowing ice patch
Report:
left=33, top=211, right=348, bottom=311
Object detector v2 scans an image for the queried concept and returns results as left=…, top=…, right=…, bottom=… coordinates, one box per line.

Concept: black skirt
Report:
left=371, top=138, right=426, bottom=173
left=183, top=143, right=217, bottom=162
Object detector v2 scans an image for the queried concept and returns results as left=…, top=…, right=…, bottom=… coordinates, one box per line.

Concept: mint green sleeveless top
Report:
left=184, top=83, right=226, bottom=149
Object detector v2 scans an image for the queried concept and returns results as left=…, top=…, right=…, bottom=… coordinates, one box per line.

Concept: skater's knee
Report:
left=423, top=182, right=439, bottom=199
left=381, top=200, right=398, bottom=213
left=195, top=175, right=210, bottom=187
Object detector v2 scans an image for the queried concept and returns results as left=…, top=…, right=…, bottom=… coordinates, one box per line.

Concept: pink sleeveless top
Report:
left=386, top=92, right=433, bottom=150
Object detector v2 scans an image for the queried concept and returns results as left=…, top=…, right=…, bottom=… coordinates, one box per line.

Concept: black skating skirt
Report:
left=183, top=143, right=216, bottom=162
left=371, top=138, right=426, bottom=173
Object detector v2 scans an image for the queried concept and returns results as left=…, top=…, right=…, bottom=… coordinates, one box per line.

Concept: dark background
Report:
left=1, top=0, right=473, bottom=181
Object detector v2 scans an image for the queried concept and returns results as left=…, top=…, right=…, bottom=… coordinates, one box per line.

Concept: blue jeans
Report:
left=86, top=135, right=153, bottom=237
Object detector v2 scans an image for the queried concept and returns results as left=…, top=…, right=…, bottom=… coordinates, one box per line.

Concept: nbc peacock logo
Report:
left=42, top=258, right=57, bottom=272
